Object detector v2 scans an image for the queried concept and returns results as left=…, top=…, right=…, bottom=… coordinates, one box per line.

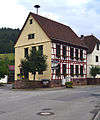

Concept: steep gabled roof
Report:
left=81, top=35, right=100, bottom=53
left=14, top=12, right=87, bottom=49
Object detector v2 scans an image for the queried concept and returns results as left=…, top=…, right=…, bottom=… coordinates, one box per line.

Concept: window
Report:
left=56, top=64, right=60, bottom=76
left=70, top=65, right=74, bottom=76
left=39, top=45, right=43, bottom=55
left=24, top=72, right=29, bottom=79
left=97, top=44, right=99, bottom=50
left=24, top=48, right=28, bottom=57
left=96, top=56, right=99, bottom=62
left=70, top=47, right=74, bottom=60
left=56, top=44, right=60, bottom=57
left=80, top=50, right=83, bottom=61
left=28, top=34, right=35, bottom=39
left=30, top=19, right=32, bottom=24
left=80, top=66, right=83, bottom=76
left=75, top=49, right=78, bottom=60
left=76, top=65, right=79, bottom=76
left=38, top=71, right=43, bottom=74
left=63, top=46, right=66, bottom=58
left=63, top=64, right=66, bottom=75
left=32, top=46, right=36, bottom=52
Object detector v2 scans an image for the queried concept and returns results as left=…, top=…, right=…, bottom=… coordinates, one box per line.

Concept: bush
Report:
left=65, top=81, right=73, bottom=88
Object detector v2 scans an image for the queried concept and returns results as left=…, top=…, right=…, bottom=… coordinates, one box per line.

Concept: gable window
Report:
left=30, top=19, right=33, bottom=24
left=24, top=48, right=28, bottom=57
left=63, top=46, right=66, bottom=58
left=96, top=56, right=99, bottom=62
left=97, top=44, right=99, bottom=50
left=80, top=50, right=83, bottom=61
left=70, top=47, right=74, bottom=60
left=76, top=65, right=79, bottom=76
left=80, top=66, right=83, bottom=76
left=70, top=65, right=74, bottom=76
left=56, top=44, right=60, bottom=57
left=75, top=49, right=78, bottom=60
left=28, top=34, right=35, bottom=39
left=39, top=45, right=43, bottom=55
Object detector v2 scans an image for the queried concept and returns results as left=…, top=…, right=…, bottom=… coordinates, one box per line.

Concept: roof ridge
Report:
left=30, top=12, right=70, bottom=28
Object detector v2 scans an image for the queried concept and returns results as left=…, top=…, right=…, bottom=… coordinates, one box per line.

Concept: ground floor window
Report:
left=70, top=65, right=74, bottom=76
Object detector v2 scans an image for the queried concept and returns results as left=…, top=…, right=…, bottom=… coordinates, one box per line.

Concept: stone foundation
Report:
left=14, top=79, right=43, bottom=89
left=14, top=78, right=87, bottom=89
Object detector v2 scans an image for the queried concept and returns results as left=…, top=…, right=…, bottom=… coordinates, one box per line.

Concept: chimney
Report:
left=80, top=35, right=84, bottom=40
left=34, top=5, right=40, bottom=14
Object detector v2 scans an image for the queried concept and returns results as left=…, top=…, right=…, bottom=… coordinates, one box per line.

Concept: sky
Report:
left=0, top=0, right=100, bottom=39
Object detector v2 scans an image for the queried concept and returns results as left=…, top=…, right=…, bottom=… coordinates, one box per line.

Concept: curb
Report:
left=93, top=110, right=100, bottom=120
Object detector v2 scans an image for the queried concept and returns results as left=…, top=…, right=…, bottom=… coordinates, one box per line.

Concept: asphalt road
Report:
left=0, top=85, right=100, bottom=120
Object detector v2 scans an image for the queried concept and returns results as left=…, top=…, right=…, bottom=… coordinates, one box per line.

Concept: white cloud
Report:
left=0, top=0, right=29, bottom=28
left=0, top=0, right=100, bottom=39
left=66, top=0, right=92, bottom=7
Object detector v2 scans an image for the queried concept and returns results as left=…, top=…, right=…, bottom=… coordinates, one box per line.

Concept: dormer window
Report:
left=30, top=19, right=32, bottom=24
left=97, top=44, right=99, bottom=50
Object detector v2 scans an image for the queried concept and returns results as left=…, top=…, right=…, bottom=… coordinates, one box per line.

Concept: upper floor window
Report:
left=39, top=45, right=43, bottom=55
left=56, top=44, right=60, bottom=57
left=70, top=47, right=74, bottom=60
left=75, top=49, right=78, bottom=60
left=80, top=50, right=83, bottom=61
left=28, top=34, right=35, bottom=39
left=63, top=46, right=66, bottom=58
left=24, top=48, right=28, bottom=57
left=97, top=44, right=99, bottom=50
left=96, top=56, right=99, bottom=62
left=30, top=19, right=33, bottom=24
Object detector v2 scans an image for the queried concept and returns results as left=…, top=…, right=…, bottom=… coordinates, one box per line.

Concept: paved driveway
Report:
left=0, top=85, right=100, bottom=120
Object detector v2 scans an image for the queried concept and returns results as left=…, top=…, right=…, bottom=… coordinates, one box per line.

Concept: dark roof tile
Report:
left=81, top=35, right=100, bottom=53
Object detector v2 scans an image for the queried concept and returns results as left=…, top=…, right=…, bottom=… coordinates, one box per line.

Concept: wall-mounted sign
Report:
left=52, top=60, right=59, bottom=69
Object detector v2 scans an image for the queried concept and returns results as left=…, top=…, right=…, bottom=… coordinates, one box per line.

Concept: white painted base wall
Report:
left=0, top=75, right=8, bottom=83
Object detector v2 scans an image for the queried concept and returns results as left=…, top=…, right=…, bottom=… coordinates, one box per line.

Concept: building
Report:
left=81, top=35, right=100, bottom=78
left=8, top=65, right=15, bottom=83
left=14, top=12, right=87, bottom=87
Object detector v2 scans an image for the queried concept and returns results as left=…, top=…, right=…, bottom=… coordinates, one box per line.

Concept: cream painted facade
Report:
left=87, top=44, right=100, bottom=78
left=15, top=15, right=52, bottom=80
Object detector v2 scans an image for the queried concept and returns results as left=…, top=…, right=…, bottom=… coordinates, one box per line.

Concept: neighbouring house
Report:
left=8, top=65, right=15, bottom=83
left=0, top=75, right=8, bottom=84
left=14, top=12, right=87, bottom=87
left=80, top=35, right=100, bottom=78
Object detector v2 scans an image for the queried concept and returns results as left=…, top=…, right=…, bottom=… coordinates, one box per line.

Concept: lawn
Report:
left=0, top=53, right=15, bottom=61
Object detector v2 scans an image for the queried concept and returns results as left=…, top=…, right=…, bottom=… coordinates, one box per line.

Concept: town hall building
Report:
left=14, top=12, right=87, bottom=87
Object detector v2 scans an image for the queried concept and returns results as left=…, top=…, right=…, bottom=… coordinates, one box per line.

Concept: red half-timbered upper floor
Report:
left=51, top=42, right=87, bottom=81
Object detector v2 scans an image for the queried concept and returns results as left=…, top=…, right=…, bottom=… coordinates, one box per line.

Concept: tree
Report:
left=0, top=60, right=9, bottom=79
left=90, top=65, right=100, bottom=79
left=20, top=49, right=47, bottom=80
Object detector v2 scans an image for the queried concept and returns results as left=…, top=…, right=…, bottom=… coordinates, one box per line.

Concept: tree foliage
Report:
left=0, top=27, right=20, bottom=54
left=20, top=49, right=47, bottom=80
left=90, top=65, right=100, bottom=78
left=0, top=60, right=9, bottom=79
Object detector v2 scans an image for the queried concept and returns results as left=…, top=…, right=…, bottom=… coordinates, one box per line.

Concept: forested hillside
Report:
left=0, top=28, right=20, bottom=54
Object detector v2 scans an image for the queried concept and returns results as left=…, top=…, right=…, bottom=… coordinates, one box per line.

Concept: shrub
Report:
left=65, top=81, right=73, bottom=88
